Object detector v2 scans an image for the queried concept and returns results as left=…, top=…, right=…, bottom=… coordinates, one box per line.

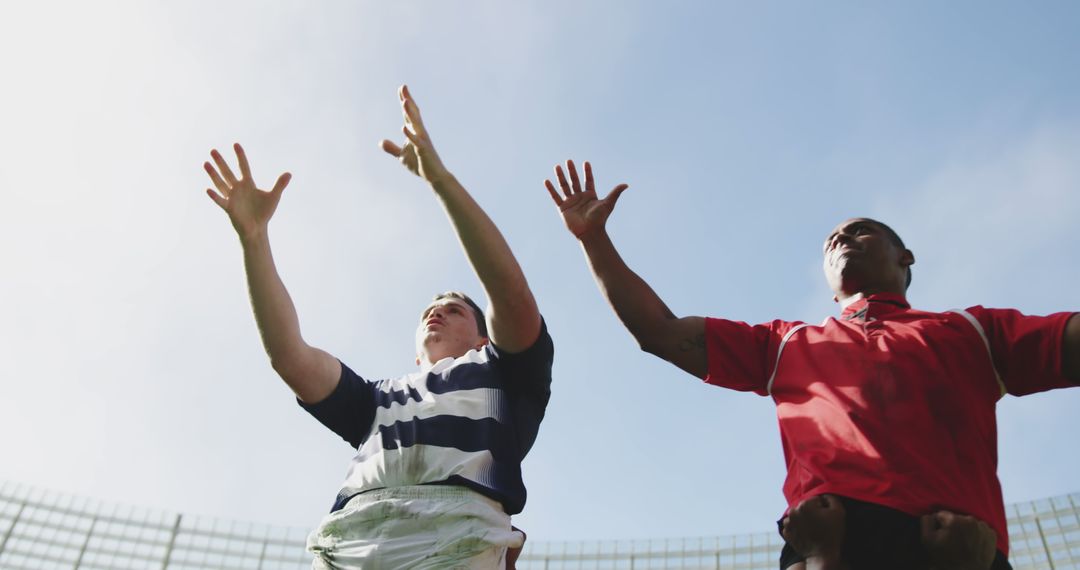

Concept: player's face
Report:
left=415, top=298, right=486, bottom=365
left=822, top=218, right=909, bottom=299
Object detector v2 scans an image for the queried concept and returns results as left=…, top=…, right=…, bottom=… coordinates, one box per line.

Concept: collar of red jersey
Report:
left=841, top=292, right=911, bottom=319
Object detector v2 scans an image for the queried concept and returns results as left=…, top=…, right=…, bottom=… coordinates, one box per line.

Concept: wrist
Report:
left=426, top=170, right=456, bottom=191
left=577, top=227, right=610, bottom=247
left=238, top=225, right=269, bottom=246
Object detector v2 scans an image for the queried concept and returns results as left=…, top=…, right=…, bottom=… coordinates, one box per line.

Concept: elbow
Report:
left=627, top=317, right=676, bottom=357
left=269, top=350, right=306, bottom=380
left=636, top=335, right=665, bottom=357
left=270, top=356, right=296, bottom=379
left=265, top=337, right=313, bottom=377
left=626, top=322, right=670, bottom=357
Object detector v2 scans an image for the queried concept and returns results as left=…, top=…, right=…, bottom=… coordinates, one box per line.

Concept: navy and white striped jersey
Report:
left=300, top=320, right=553, bottom=515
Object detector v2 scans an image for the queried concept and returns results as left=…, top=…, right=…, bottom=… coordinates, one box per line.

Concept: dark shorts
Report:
left=777, top=497, right=1012, bottom=570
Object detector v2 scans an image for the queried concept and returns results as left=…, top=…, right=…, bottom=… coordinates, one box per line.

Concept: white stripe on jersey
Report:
left=344, top=444, right=497, bottom=491
left=372, top=387, right=507, bottom=428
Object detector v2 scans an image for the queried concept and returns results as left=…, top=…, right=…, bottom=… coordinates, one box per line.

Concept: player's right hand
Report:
left=544, top=159, right=628, bottom=240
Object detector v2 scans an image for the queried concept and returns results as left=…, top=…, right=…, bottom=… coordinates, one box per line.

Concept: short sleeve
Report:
left=296, top=362, right=376, bottom=449
left=488, top=318, right=554, bottom=456
left=705, top=317, right=797, bottom=396
left=967, top=306, right=1077, bottom=396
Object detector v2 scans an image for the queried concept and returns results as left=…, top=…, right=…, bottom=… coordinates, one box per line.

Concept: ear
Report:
left=901, top=248, right=915, bottom=268
left=832, top=294, right=839, bottom=303
left=415, top=354, right=422, bottom=366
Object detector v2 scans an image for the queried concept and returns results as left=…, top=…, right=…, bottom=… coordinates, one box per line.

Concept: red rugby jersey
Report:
left=704, top=293, right=1075, bottom=555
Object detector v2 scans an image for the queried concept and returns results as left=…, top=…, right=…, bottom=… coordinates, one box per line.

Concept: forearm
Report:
left=579, top=229, right=670, bottom=334
left=204, top=144, right=337, bottom=401
left=431, top=173, right=539, bottom=348
left=1064, top=313, right=1080, bottom=383
left=240, top=231, right=334, bottom=396
left=578, top=229, right=697, bottom=360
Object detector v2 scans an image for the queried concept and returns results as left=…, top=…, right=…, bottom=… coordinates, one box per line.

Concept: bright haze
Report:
left=1, top=1, right=1078, bottom=541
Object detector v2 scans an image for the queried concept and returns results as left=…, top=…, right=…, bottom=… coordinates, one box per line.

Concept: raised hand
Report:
left=380, top=85, right=450, bottom=184
left=544, top=160, right=628, bottom=239
left=204, top=143, right=292, bottom=239
left=921, top=511, right=996, bottom=570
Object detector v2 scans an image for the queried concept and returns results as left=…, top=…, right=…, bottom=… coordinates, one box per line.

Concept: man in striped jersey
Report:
left=543, top=160, right=1079, bottom=570
left=204, top=85, right=551, bottom=568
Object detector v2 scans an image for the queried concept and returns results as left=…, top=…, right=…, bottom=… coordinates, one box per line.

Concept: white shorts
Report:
left=306, top=485, right=524, bottom=569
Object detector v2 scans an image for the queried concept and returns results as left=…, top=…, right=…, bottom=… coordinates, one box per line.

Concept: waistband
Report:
left=345, top=484, right=504, bottom=511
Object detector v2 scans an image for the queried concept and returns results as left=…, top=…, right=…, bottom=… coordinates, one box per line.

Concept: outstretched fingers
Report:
left=204, top=161, right=230, bottom=196
left=380, top=139, right=404, bottom=157
left=271, top=172, right=292, bottom=196
left=402, top=125, right=422, bottom=147
left=544, top=179, right=562, bottom=205
left=205, top=188, right=227, bottom=210
left=210, top=149, right=238, bottom=186
left=546, top=159, right=629, bottom=210
left=554, top=164, right=572, bottom=199
left=234, top=143, right=253, bottom=182
left=399, top=84, right=427, bottom=137
left=566, top=160, right=583, bottom=194
left=607, top=183, right=629, bottom=206
left=584, top=161, right=596, bottom=193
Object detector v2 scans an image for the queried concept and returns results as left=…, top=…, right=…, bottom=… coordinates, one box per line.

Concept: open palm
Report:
left=545, top=160, right=628, bottom=238
left=204, top=143, right=292, bottom=238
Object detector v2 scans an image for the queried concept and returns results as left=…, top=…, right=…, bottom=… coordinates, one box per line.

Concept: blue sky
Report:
left=1, top=0, right=1078, bottom=542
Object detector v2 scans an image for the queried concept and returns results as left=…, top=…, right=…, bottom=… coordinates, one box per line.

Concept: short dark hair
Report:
left=863, top=218, right=913, bottom=289
left=431, top=291, right=487, bottom=337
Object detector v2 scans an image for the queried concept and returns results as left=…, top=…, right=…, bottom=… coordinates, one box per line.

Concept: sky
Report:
left=1, top=0, right=1078, bottom=544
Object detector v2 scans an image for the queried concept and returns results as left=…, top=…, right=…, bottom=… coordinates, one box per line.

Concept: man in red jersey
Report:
left=543, top=159, right=1079, bottom=570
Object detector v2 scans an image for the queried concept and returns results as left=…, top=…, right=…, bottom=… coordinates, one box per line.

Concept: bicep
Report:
left=644, top=315, right=708, bottom=380
left=280, top=345, right=343, bottom=404
left=1064, top=314, right=1080, bottom=384
left=486, top=294, right=542, bottom=354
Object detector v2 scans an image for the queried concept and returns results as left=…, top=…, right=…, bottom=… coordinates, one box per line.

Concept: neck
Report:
left=836, top=291, right=865, bottom=308
left=834, top=285, right=905, bottom=307
left=418, top=343, right=479, bottom=370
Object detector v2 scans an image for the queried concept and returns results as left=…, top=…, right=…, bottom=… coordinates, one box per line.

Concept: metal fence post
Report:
left=257, top=539, right=268, bottom=570
left=161, top=514, right=182, bottom=570
left=1034, top=516, right=1056, bottom=570
left=0, top=501, right=26, bottom=558
left=73, top=515, right=98, bottom=569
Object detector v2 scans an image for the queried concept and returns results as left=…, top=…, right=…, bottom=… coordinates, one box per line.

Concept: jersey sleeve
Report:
left=296, top=361, right=376, bottom=449
left=967, top=306, right=1077, bottom=396
left=488, top=317, right=554, bottom=456
left=704, top=317, right=799, bottom=396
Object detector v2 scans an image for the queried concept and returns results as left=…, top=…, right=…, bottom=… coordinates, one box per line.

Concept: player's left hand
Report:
left=921, top=510, right=996, bottom=570
left=380, top=84, right=450, bottom=184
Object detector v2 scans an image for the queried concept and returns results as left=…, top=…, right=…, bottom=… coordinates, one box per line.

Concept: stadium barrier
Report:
left=1, top=480, right=1077, bottom=569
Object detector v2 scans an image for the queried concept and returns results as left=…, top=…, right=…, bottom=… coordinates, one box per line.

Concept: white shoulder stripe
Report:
left=767, top=324, right=810, bottom=395
left=951, top=309, right=1007, bottom=398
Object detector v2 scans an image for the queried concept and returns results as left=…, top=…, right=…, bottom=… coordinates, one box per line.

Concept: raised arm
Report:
left=545, top=161, right=706, bottom=379
left=380, top=85, right=541, bottom=352
left=204, top=144, right=340, bottom=403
